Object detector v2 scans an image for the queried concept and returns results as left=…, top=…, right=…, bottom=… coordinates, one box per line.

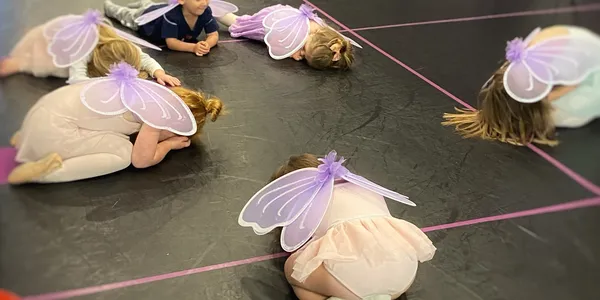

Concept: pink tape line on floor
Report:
left=22, top=196, right=600, bottom=299
left=302, top=0, right=600, bottom=196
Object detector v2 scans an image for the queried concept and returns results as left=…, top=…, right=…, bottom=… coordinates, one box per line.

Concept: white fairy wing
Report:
left=263, top=8, right=310, bottom=60
left=135, top=3, right=179, bottom=26
left=42, top=15, right=80, bottom=41
left=503, top=61, right=552, bottom=104
left=47, top=18, right=100, bottom=67
left=107, top=25, right=162, bottom=51
left=238, top=168, right=328, bottom=234
left=120, top=80, right=197, bottom=136
left=209, top=0, right=239, bottom=18
left=280, top=176, right=334, bottom=252
left=80, top=78, right=128, bottom=115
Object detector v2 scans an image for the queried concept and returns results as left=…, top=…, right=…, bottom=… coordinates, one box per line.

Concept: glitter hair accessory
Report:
left=503, top=27, right=600, bottom=103
left=238, top=150, right=415, bottom=252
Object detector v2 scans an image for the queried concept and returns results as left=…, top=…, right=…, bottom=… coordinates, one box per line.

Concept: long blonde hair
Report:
left=442, top=64, right=556, bottom=146
left=170, top=87, right=224, bottom=137
left=87, top=25, right=148, bottom=78
left=306, top=27, right=354, bottom=70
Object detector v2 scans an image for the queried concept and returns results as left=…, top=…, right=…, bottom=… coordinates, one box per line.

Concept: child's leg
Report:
left=0, top=57, right=21, bottom=78
left=9, top=133, right=133, bottom=184
left=284, top=252, right=361, bottom=300
left=216, top=12, right=239, bottom=27
left=104, top=0, right=153, bottom=30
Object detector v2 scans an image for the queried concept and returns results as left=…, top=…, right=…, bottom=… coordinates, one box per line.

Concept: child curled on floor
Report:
left=8, top=62, right=223, bottom=184
left=442, top=25, right=600, bottom=146
left=239, top=151, right=436, bottom=300
left=0, top=9, right=179, bottom=86
left=216, top=4, right=362, bottom=70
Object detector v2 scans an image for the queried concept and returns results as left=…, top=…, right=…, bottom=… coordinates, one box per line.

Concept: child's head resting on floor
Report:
left=292, top=27, right=354, bottom=70
left=442, top=62, right=555, bottom=146
left=270, top=153, right=320, bottom=181
left=87, top=25, right=147, bottom=78
left=171, top=87, right=224, bottom=138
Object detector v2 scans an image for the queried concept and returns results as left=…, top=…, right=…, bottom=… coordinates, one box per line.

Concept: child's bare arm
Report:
left=205, top=31, right=219, bottom=48
left=165, top=38, right=197, bottom=53
left=131, top=124, right=190, bottom=168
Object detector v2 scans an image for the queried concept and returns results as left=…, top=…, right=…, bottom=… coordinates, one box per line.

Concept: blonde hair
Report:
left=87, top=25, right=148, bottom=79
left=442, top=64, right=556, bottom=146
left=170, top=87, right=224, bottom=137
left=306, top=27, right=354, bottom=70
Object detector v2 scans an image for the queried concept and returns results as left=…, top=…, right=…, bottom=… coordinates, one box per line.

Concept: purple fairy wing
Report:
left=80, top=78, right=128, bottom=115
left=106, top=25, right=162, bottom=51
left=42, top=15, right=80, bottom=41
left=280, top=176, right=334, bottom=252
left=263, top=8, right=310, bottom=60
left=503, top=61, right=552, bottom=103
left=135, top=2, right=179, bottom=26
left=527, top=33, right=600, bottom=85
left=342, top=172, right=416, bottom=207
left=238, top=168, right=330, bottom=234
left=48, top=17, right=100, bottom=67
left=209, top=0, right=239, bottom=18
left=120, top=80, right=197, bottom=136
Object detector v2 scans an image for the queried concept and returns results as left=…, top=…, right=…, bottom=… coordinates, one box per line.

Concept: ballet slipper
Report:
left=9, top=131, right=20, bottom=147
left=8, top=153, right=63, bottom=184
left=0, top=57, right=21, bottom=78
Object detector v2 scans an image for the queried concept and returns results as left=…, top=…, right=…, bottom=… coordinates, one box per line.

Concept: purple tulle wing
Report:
left=80, top=78, right=128, bottom=115
left=238, top=168, right=327, bottom=234
left=503, top=60, right=553, bottom=103
left=281, top=176, right=333, bottom=252
left=107, top=25, right=162, bottom=51
left=48, top=19, right=99, bottom=67
left=135, top=3, right=179, bottom=26
left=263, top=8, right=310, bottom=59
left=342, top=172, right=415, bottom=206
left=209, top=0, right=239, bottom=18
left=120, top=80, right=197, bottom=136
left=42, top=15, right=80, bottom=41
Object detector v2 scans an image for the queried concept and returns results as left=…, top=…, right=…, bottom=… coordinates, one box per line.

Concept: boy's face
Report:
left=179, top=0, right=209, bottom=16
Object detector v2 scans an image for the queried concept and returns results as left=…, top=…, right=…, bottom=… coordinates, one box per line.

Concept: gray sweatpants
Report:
left=104, top=0, right=157, bottom=31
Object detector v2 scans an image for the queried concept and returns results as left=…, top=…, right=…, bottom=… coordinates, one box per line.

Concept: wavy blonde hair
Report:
left=87, top=25, right=148, bottom=79
left=442, top=64, right=556, bottom=146
left=306, top=27, right=354, bottom=70
left=170, top=87, right=224, bottom=137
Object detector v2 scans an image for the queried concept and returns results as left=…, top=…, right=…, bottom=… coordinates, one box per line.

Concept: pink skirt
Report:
left=9, top=19, right=69, bottom=78
left=292, top=217, right=436, bottom=298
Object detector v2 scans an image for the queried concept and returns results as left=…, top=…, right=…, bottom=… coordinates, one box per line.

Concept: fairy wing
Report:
left=238, top=168, right=332, bottom=234
left=263, top=8, right=310, bottom=60
left=339, top=32, right=363, bottom=49
left=42, top=15, right=80, bottom=41
left=135, top=2, right=179, bottom=26
left=80, top=78, right=128, bottom=115
left=120, top=80, right=197, bottom=136
left=209, top=0, right=239, bottom=18
left=48, top=18, right=100, bottom=68
left=504, top=30, right=600, bottom=103
left=342, top=172, right=415, bottom=206
left=280, top=176, right=334, bottom=252
left=107, top=25, right=162, bottom=51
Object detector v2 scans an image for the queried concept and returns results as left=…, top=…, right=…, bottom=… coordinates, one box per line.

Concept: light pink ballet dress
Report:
left=14, top=84, right=141, bottom=183
left=291, top=182, right=436, bottom=299
left=8, top=16, right=163, bottom=82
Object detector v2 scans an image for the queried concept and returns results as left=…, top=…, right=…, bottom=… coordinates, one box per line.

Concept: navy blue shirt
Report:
left=138, top=5, right=218, bottom=45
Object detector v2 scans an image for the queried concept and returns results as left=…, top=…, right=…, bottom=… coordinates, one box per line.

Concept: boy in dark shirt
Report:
left=104, top=0, right=219, bottom=56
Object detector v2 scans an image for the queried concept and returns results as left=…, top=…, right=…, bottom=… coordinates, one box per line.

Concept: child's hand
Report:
left=164, top=136, right=191, bottom=150
left=154, top=70, right=181, bottom=86
left=195, top=41, right=210, bottom=56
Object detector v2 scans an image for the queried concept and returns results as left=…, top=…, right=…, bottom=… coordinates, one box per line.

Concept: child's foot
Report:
left=9, top=131, right=20, bottom=147
left=8, top=153, right=63, bottom=184
left=0, top=57, right=20, bottom=78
